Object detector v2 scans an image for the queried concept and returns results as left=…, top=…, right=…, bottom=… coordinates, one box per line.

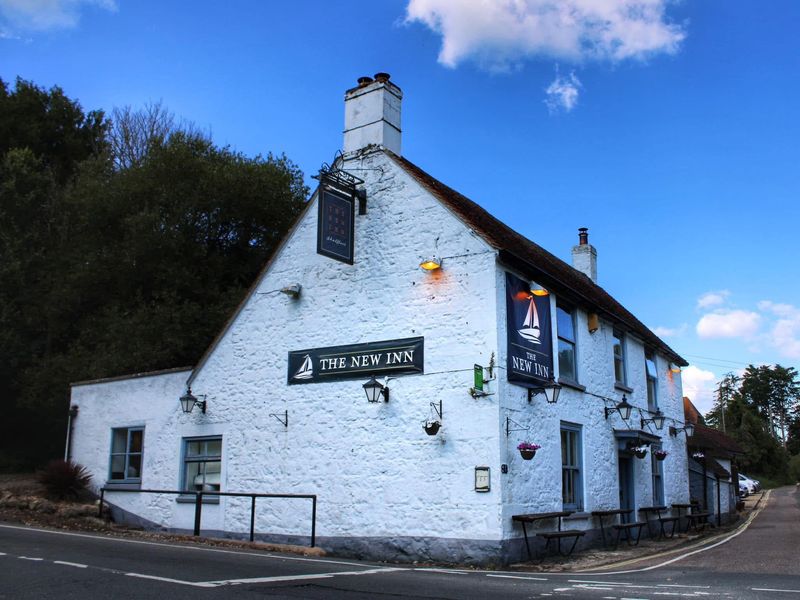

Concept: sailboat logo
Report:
left=293, top=354, right=314, bottom=380
left=518, top=297, right=541, bottom=344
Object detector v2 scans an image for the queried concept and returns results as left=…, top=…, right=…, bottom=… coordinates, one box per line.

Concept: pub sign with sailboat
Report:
left=505, top=272, right=554, bottom=387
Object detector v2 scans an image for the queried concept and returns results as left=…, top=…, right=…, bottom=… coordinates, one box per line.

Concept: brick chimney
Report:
left=343, top=73, right=402, bottom=156
left=572, top=227, right=597, bottom=282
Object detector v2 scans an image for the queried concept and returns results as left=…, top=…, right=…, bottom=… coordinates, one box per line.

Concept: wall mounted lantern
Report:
left=363, top=376, right=389, bottom=403
left=179, top=389, right=206, bottom=414
left=529, top=281, right=549, bottom=296
left=527, top=382, right=561, bottom=404
left=280, top=283, right=302, bottom=298
left=669, top=422, right=695, bottom=437
left=669, top=363, right=682, bottom=374
left=604, top=395, right=632, bottom=421
left=419, top=255, right=442, bottom=271
left=641, top=409, right=666, bottom=431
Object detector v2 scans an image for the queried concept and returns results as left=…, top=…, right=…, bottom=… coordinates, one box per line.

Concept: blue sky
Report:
left=2, top=0, right=799, bottom=412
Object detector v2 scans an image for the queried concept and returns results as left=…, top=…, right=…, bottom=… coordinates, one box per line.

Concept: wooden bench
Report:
left=686, top=511, right=712, bottom=532
left=591, top=508, right=633, bottom=547
left=611, top=522, right=646, bottom=547
left=658, top=516, right=680, bottom=539
left=638, top=505, right=667, bottom=538
left=537, top=530, right=586, bottom=557
left=512, top=511, right=582, bottom=560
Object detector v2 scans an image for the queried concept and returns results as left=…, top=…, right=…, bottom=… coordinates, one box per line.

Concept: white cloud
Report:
left=652, top=323, right=687, bottom=338
left=544, top=70, right=581, bottom=113
left=405, top=0, right=686, bottom=70
left=696, top=310, right=761, bottom=339
left=697, top=290, right=730, bottom=310
left=0, top=0, right=115, bottom=32
left=758, top=301, right=800, bottom=359
left=681, top=365, right=717, bottom=415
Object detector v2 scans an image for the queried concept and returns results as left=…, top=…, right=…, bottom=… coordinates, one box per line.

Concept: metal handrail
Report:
left=98, top=487, right=317, bottom=546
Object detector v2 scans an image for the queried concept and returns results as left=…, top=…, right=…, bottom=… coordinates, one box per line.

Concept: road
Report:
left=1, top=486, right=798, bottom=599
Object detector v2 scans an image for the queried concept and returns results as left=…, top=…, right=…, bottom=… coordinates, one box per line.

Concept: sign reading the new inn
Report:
left=505, top=272, right=554, bottom=387
left=288, top=337, right=424, bottom=385
left=317, top=185, right=355, bottom=265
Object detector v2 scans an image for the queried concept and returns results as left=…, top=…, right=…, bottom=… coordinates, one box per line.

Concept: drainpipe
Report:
left=702, top=457, right=708, bottom=511
left=64, top=405, right=79, bottom=461
left=716, top=476, right=722, bottom=527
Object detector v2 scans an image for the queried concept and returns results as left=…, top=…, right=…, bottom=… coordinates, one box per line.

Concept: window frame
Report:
left=645, top=348, right=659, bottom=411
left=557, top=304, right=578, bottom=384
left=612, top=329, right=627, bottom=386
left=181, top=436, right=222, bottom=493
left=108, top=426, right=144, bottom=484
left=560, top=422, right=584, bottom=511
left=651, top=444, right=665, bottom=505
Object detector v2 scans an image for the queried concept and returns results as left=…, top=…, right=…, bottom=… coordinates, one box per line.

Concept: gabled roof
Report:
left=683, top=397, right=706, bottom=425
left=689, top=423, right=745, bottom=456
left=387, top=151, right=687, bottom=366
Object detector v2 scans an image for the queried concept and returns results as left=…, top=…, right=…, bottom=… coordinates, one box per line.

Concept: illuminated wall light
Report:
left=419, top=256, right=442, bottom=271
left=530, top=281, right=549, bottom=296
left=670, top=363, right=682, bottom=373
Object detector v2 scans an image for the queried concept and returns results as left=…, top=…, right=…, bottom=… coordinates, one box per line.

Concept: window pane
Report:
left=186, top=441, right=203, bottom=457
left=561, top=430, right=569, bottom=465
left=647, top=378, right=658, bottom=409
left=558, top=340, right=576, bottom=380
left=129, top=430, right=143, bottom=453
left=185, top=462, right=202, bottom=491
left=111, top=429, right=127, bottom=453
left=557, top=307, right=575, bottom=342
left=110, top=455, right=125, bottom=480
left=614, top=357, right=625, bottom=383
left=562, top=469, right=573, bottom=505
left=206, top=439, right=222, bottom=457
left=127, top=454, right=141, bottom=479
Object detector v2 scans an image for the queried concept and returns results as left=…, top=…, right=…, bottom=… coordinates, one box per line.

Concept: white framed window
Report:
left=109, top=427, right=144, bottom=483
left=557, top=305, right=577, bottom=382
left=561, top=422, right=583, bottom=511
left=613, top=329, right=626, bottom=386
left=645, top=349, right=658, bottom=411
left=182, top=436, right=222, bottom=492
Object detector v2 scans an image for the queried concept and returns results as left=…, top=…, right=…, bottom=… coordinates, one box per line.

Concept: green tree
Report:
left=0, top=82, right=308, bottom=468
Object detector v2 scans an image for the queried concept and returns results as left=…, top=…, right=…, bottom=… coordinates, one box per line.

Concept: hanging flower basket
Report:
left=423, top=420, right=441, bottom=436
left=631, top=445, right=648, bottom=459
left=692, top=451, right=705, bottom=460
left=517, top=442, right=541, bottom=460
left=654, top=450, right=668, bottom=461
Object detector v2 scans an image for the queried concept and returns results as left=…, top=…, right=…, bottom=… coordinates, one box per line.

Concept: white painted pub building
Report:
left=70, top=74, right=692, bottom=564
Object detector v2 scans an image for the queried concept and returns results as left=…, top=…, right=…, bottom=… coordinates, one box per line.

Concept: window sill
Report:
left=558, top=378, right=586, bottom=392
left=563, top=512, right=591, bottom=521
left=614, top=383, right=634, bottom=394
left=176, top=494, right=220, bottom=504
left=103, top=481, right=141, bottom=490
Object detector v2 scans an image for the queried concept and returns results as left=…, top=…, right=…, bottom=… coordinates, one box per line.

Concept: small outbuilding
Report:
left=70, top=74, right=692, bottom=564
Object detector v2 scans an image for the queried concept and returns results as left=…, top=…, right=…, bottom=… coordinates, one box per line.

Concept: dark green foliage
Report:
left=37, top=460, right=92, bottom=501
left=0, top=78, right=308, bottom=469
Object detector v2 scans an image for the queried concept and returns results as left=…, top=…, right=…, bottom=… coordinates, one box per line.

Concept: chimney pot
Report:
left=374, top=72, right=391, bottom=83
left=578, top=227, right=589, bottom=245
left=343, top=72, right=402, bottom=155
left=572, top=227, right=597, bottom=282
left=357, top=76, right=373, bottom=87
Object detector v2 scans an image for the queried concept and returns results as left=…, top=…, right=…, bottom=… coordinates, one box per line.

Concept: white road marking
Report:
left=751, top=589, right=800, bottom=594
left=0, top=522, right=373, bottom=568
left=19, top=556, right=43, bottom=561
left=125, top=572, right=217, bottom=588
left=206, top=566, right=404, bottom=586
left=53, top=560, right=88, bottom=568
left=415, top=567, right=470, bottom=574
left=657, top=584, right=711, bottom=588
left=569, top=579, right=632, bottom=585
left=487, top=574, right=549, bottom=581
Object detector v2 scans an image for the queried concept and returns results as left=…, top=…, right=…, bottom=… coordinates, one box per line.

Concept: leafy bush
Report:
left=37, top=460, right=92, bottom=501
left=788, top=455, right=800, bottom=484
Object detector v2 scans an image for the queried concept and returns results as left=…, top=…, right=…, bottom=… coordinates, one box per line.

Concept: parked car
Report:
left=738, top=482, right=749, bottom=498
left=739, top=474, right=759, bottom=494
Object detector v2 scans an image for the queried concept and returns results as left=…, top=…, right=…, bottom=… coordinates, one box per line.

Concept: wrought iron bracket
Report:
left=505, top=416, right=528, bottom=437
left=269, top=410, right=288, bottom=428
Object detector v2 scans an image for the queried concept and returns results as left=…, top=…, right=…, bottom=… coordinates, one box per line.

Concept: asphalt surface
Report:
left=1, top=486, right=798, bottom=599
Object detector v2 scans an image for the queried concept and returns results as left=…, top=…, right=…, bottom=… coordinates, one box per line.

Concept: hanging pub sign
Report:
left=317, top=175, right=356, bottom=265
left=288, top=337, right=424, bottom=385
left=505, top=272, right=554, bottom=387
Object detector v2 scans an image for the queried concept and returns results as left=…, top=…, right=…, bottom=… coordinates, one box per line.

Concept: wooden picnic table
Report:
left=590, top=509, right=633, bottom=546
left=512, top=511, right=582, bottom=559
left=671, top=503, right=694, bottom=532
left=639, top=505, right=679, bottom=539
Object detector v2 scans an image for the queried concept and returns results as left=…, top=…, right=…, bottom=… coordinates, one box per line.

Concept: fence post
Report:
left=98, top=488, right=105, bottom=518
left=249, top=496, right=256, bottom=542
left=311, top=495, right=317, bottom=548
left=193, top=491, right=203, bottom=536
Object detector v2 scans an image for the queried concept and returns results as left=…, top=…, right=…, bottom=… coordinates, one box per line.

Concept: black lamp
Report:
left=527, top=383, right=561, bottom=404
left=641, top=409, right=666, bottom=430
left=605, top=395, right=632, bottom=420
left=363, top=377, right=389, bottom=403
left=179, top=389, right=206, bottom=414
left=669, top=422, right=695, bottom=437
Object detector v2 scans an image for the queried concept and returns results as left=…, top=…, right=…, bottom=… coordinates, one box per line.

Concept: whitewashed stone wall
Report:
left=70, top=146, right=689, bottom=563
